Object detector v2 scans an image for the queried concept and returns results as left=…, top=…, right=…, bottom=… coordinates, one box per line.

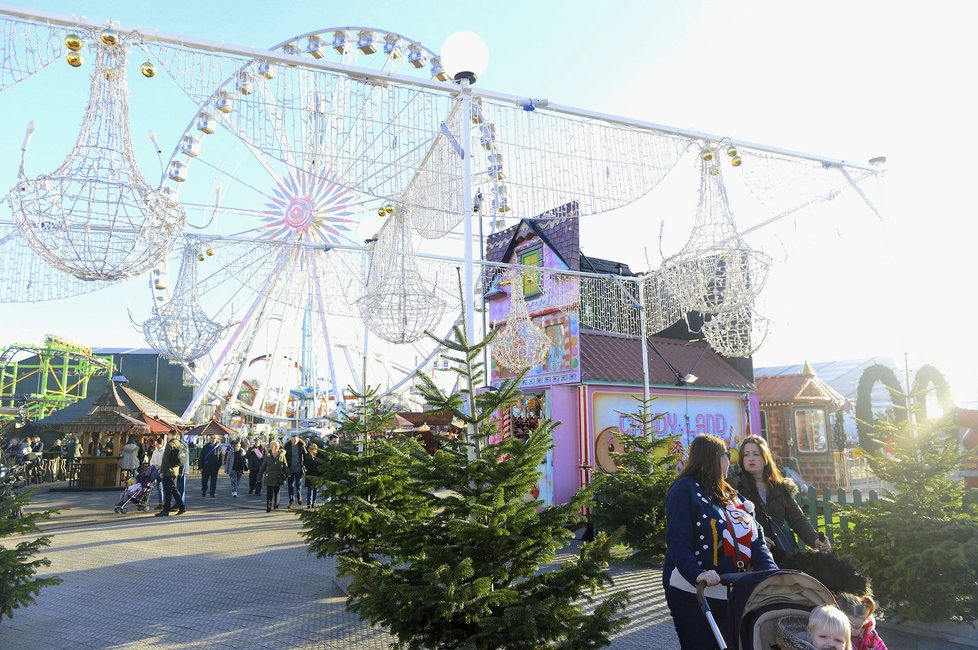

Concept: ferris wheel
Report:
left=144, top=27, right=481, bottom=424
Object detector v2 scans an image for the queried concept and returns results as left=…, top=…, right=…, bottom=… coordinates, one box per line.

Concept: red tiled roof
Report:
left=185, top=419, right=241, bottom=438
left=141, top=414, right=175, bottom=434
left=579, top=330, right=754, bottom=390
left=755, top=374, right=844, bottom=405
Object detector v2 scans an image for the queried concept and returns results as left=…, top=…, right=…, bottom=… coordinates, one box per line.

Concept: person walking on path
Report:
left=303, top=443, right=320, bottom=508
left=663, top=434, right=776, bottom=649
left=258, top=440, right=287, bottom=513
left=198, top=435, right=224, bottom=498
left=282, top=434, right=306, bottom=509
left=225, top=439, right=247, bottom=497
left=149, top=436, right=165, bottom=509
left=246, top=438, right=264, bottom=496
left=156, top=432, right=187, bottom=517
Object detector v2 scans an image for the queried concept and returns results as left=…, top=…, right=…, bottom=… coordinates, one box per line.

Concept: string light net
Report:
left=643, top=271, right=682, bottom=336
left=662, top=155, right=770, bottom=315
left=578, top=276, right=641, bottom=336
left=0, top=17, right=68, bottom=93
left=9, top=41, right=186, bottom=281
left=357, top=208, right=446, bottom=344
left=493, top=271, right=551, bottom=370
left=701, top=305, right=770, bottom=358
left=142, top=242, right=224, bottom=363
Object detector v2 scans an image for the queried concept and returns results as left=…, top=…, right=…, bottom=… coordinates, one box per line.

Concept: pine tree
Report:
left=590, top=396, right=680, bottom=563
left=339, top=318, right=629, bottom=649
left=0, top=452, right=62, bottom=619
left=837, top=416, right=978, bottom=622
left=300, top=386, right=432, bottom=561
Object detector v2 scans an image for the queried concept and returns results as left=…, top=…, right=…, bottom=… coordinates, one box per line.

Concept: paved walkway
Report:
left=1, top=475, right=681, bottom=649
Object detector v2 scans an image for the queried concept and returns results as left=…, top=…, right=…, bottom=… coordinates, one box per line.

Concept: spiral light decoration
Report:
left=142, top=242, right=224, bottom=363
left=493, top=271, right=551, bottom=370
left=357, top=206, right=446, bottom=344
left=8, top=39, right=185, bottom=281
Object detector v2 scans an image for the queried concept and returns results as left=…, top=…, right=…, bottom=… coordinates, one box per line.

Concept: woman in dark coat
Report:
left=258, top=440, right=288, bottom=513
left=663, top=434, right=776, bottom=649
left=246, top=439, right=264, bottom=496
left=733, top=435, right=830, bottom=559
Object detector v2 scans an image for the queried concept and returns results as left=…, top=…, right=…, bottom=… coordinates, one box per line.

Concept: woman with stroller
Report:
left=258, top=440, right=288, bottom=513
left=734, top=436, right=830, bottom=559
left=664, top=434, right=777, bottom=649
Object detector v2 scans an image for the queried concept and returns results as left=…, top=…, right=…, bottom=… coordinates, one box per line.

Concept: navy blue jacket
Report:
left=663, top=476, right=777, bottom=591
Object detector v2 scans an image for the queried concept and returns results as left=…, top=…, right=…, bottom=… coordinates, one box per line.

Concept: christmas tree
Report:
left=0, top=452, right=62, bottom=619
left=838, top=415, right=978, bottom=622
left=591, top=396, right=680, bottom=563
left=323, top=308, right=629, bottom=648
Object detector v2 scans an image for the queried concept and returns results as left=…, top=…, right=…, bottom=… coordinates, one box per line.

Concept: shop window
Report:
left=509, top=394, right=544, bottom=440
left=759, top=409, right=768, bottom=438
left=794, top=408, right=828, bottom=453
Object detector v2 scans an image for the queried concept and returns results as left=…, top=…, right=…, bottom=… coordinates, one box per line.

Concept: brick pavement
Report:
left=0, top=476, right=681, bottom=649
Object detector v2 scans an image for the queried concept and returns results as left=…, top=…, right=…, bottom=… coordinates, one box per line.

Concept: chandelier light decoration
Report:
left=701, top=305, right=770, bottom=358
left=8, top=37, right=186, bottom=281
left=141, top=242, right=224, bottom=363
left=357, top=205, right=447, bottom=344
left=493, top=271, right=551, bottom=370
left=662, top=148, right=770, bottom=316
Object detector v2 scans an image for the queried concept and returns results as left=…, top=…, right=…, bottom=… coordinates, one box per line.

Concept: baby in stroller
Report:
left=114, top=464, right=158, bottom=514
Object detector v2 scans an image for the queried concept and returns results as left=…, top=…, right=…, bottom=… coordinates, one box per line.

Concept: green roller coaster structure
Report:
left=0, top=334, right=114, bottom=423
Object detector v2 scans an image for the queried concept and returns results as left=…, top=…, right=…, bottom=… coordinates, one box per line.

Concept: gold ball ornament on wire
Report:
left=726, top=146, right=738, bottom=157
left=140, top=61, right=156, bottom=78
left=377, top=206, right=387, bottom=217
left=709, top=165, right=720, bottom=176
left=65, top=34, right=84, bottom=51
left=205, top=248, right=214, bottom=256
left=384, top=204, right=395, bottom=215
left=100, top=30, right=120, bottom=46
left=66, top=51, right=83, bottom=67
left=197, top=253, right=206, bottom=261
left=700, top=149, right=715, bottom=162
left=731, top=156, right=743, bottom=167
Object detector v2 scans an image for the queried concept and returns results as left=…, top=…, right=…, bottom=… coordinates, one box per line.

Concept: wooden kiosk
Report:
left=59, top=379, right=153, bottom=488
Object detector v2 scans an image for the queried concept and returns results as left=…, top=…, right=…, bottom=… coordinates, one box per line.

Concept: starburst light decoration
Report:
left=662, top=152, right=770, bottom=315
left=493, top=271, right=551, bottom=370
left=262, top=171, right=355, bottom=243
left=142, top=242, right=224, bottom=363
left=357, top=206, right=446, bottom=344
left=8, top=40, right=185, bottom=281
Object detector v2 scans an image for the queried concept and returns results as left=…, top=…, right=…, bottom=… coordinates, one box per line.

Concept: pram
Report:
left=114, top=464, right=158, bottom=514
left=697, top=569, right=835, bottom=650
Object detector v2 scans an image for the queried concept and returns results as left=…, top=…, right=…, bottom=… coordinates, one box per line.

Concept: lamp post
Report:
left=441, top=32, right=489, bottom=457
left=440, top=31, right=489, bottom=345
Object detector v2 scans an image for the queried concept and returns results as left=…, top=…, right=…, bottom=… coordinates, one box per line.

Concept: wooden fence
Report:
left=796, top=486, right=879, bottom=546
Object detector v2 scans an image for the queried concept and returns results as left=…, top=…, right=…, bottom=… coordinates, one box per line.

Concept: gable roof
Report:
left=118, top=385, right=191, bottom=428
left=485, top=202, right=580, bottom=271
left=185, top=419, right=241, bottom=438
left=755, top=374, right=845, bottom=405
left=579, top=329, right=754, bottom=390
left=59, top=410, right=151, bottom=435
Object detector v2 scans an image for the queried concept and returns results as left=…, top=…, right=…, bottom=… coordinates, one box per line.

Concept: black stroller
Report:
left=697, top=569, right=835, bottom=649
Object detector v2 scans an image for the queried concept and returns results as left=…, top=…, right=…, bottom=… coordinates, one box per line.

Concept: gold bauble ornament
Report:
left=205, top=248, right=214, bottom=256
left=65, top=34, right=84, bottom=52
left=726, top=146, right=738, bottom=157
left=730, top=156, right=743, bottom=167
left=197, top=253, right=206, bottom=261
left=709, top=165, right=720, bottom=176
left=140, top=61, right=156, bottom=78
left=377, top=206, right=387, bottom=217
left=385, top=205, right=395, bottom=215
left=66, top=52, right=83, bottom=67
left=100, top=30, right=120, bottom=46
left=700, top=149, right=714, bottom=162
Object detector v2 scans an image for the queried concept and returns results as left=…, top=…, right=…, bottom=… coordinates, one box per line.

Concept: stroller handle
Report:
left=695, top=580, right=730, bottom=650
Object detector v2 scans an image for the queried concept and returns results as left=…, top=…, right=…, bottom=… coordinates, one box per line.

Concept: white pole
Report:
left=637, top=276, right=651, bottom=404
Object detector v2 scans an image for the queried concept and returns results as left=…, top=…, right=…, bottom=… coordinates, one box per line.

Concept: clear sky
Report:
left=1, top=0, right=976, bottom=405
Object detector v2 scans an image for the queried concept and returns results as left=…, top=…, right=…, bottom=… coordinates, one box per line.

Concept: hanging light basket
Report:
left=493, top=271, right=550, bottom=370
left=9, top=41, right=185, bottom=281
